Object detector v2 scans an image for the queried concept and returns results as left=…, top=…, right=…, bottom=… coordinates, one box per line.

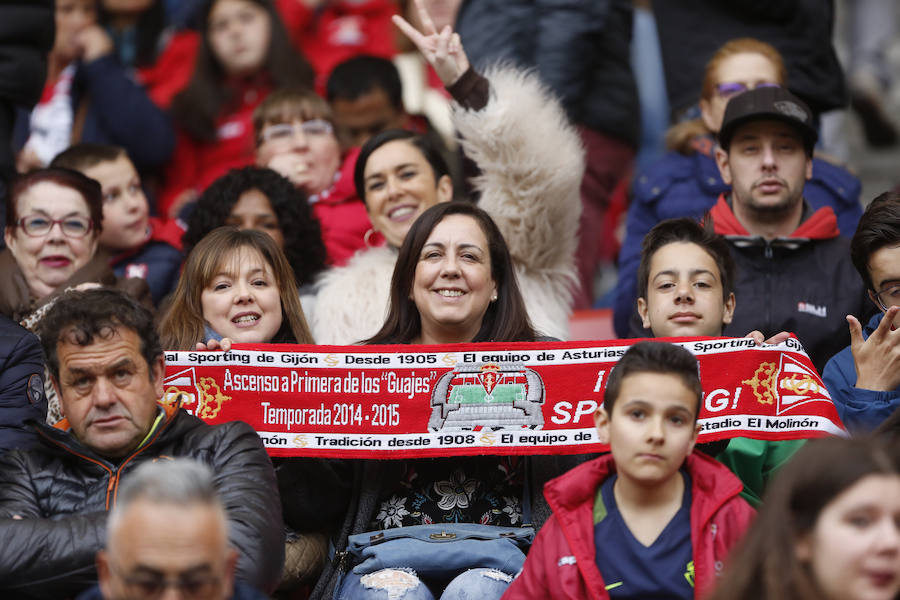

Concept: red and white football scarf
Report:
left=162, top=337, right=844, bottom=458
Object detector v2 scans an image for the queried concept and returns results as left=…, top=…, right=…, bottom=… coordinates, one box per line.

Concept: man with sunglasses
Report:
left=707, top=86, right=869, bottom=373
left=0, top=289, right=284, bottom=599
left=824, top=192, right=900, bottom=431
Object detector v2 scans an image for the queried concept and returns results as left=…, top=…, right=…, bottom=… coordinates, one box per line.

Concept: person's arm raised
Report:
left=849, top=307, right=900, bottom=391
left=392, top=0, right=469, bottom=88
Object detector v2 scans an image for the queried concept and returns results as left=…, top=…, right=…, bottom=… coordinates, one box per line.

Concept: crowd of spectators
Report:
left=1, top=1, right=900, bottom=599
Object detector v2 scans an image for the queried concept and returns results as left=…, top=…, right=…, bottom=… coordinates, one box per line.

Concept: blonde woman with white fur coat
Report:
left=310, top=4, right=583, bottom=345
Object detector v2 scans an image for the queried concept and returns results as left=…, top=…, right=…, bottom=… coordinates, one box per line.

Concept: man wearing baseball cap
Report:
left=710, top=86, right=870, bottom=372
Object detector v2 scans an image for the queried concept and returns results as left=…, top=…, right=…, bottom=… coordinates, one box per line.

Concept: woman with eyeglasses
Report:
left=0, top=167, right=151, bottom=423
left=0, top=168, right=150, bottom=324
left=613, top=37, right=863, bottom=338
left=252, top=88, right=371, bottom=266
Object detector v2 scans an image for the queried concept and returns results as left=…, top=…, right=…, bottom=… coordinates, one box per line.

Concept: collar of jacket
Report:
left=709, top=193, right=840, bottom=246
left=34, top=397, right=182, bottom=464
left=543, top=451, right=745, bottom=530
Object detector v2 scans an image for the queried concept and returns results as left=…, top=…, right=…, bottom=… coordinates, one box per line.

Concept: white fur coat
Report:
left=310, top=66, right=584, bottom=344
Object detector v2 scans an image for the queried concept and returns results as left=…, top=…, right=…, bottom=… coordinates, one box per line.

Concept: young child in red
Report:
left=503, top=342, right=754, bottom=599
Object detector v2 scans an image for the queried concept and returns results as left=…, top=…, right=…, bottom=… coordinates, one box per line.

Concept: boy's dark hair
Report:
left=637, top=217, right=735, bottom=301
left=326, top=55, right=403, bottom=110
left=850, top=190, right=900, bottom=292
left=50, top=143, right=127, bottom=173
left=603, top=342, right=703, bottom=420
left=37, top=289, right=162, bottom=381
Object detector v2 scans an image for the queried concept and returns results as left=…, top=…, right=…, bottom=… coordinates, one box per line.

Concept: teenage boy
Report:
left=504, top=341, right=754, bottom=599
left=823, top=191, right=900, bottom=432
left=622, top=87, right=868, bottom=373
left=636, top=217, right=803, bottom=506
left=50, top=144, right=182, bottom=304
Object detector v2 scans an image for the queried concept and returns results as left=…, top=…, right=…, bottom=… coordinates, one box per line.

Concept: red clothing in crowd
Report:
left=137, top=29, right=201, bottom=110
left=503, top=452, right=754, bottom=600
left=312, top=147, right=373, bottom=266
left=275, top=0, right=397, bottom=92
left=160, top=77, right=271, bottom=218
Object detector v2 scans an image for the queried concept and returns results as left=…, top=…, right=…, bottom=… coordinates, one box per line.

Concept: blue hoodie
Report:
left=823, top=312, right=900, bottom=432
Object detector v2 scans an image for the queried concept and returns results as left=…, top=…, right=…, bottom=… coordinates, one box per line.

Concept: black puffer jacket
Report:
left=0, top=404, right=285, bottom=599
left=0, top=315, right=46, bottom=454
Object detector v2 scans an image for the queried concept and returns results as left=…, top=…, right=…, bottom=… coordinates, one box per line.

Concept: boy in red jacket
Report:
left=503, top=341, right=754, bottom=600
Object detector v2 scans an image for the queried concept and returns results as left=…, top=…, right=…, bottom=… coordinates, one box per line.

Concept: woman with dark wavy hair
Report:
left=183, top=166, right=327, bottom=292
left=321, top=205, right=568, bottom=600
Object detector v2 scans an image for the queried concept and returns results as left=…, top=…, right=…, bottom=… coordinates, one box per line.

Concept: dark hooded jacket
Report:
left=712, top=195, right=869, bottom=373
left=0, top=402, right=284, bottom=599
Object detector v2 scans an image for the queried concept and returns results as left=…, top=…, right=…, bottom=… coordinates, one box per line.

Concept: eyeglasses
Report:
left=714, top=81, right=781, bottom=99
left=113, top=569, right=223, bottom=599
left=15, top=215, right=93, bottom=238
left=259, top=119, right=333, bottom=145
left=875, top=284, right=900, bottom=311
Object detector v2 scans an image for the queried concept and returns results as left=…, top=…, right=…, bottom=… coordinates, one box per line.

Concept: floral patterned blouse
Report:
left=372, top=456, right=525, bottom=529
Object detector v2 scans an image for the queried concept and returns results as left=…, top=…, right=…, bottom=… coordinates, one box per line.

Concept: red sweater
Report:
left=275, top=0, right=397, bottom=92
left=159, top=78, right=271, bottom=218
left=503, top=453, right=754, bottom=600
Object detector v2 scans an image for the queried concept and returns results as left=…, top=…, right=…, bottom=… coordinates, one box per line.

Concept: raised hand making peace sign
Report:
left=392, top=0, right=470, bottom=87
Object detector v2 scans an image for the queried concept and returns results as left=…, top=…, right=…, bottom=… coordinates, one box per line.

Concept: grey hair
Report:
left=107, top=459, right=226, bottom=544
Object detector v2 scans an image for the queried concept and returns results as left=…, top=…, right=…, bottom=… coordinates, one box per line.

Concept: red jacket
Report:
left=160, top=78, right=271, bottom=218
left=312, top=147, right=373, bottom=266
left=503, top=452, right=754, bottom=600
left=275, top=0, right=397, bottom=92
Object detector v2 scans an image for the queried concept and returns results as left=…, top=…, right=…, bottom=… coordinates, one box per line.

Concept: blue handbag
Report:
left=347, top=523, right=534, bottom=578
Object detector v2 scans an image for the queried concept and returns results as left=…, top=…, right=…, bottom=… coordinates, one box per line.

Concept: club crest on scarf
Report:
left=162, top=367, right=232, bottom=418
left=741, top=353, right=832, bottom=415
left=429, top=362, right=545, bottom=431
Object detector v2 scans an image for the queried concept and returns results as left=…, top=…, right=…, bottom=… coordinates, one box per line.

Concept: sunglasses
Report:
left=714, top=81, right=781, bottom=99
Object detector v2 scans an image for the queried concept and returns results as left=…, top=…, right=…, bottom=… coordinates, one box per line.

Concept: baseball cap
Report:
left=717, top=86, right=817, bottom=154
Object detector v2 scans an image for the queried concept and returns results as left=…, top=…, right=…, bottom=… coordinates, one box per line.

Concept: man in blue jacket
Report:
left=823, top=192, right=900, bottom=431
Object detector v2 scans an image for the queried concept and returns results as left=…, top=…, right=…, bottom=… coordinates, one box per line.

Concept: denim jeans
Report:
left=338, top=567, right=512, bottom=600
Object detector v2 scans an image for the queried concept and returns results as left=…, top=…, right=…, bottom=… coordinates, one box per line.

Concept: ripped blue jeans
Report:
left=338, top=567, right=513, bottom=600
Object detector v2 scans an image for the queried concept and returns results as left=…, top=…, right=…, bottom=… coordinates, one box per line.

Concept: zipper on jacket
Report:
left=35, top=404, right=177, bottom=509
left=106, top=472, right=118, bottom=508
